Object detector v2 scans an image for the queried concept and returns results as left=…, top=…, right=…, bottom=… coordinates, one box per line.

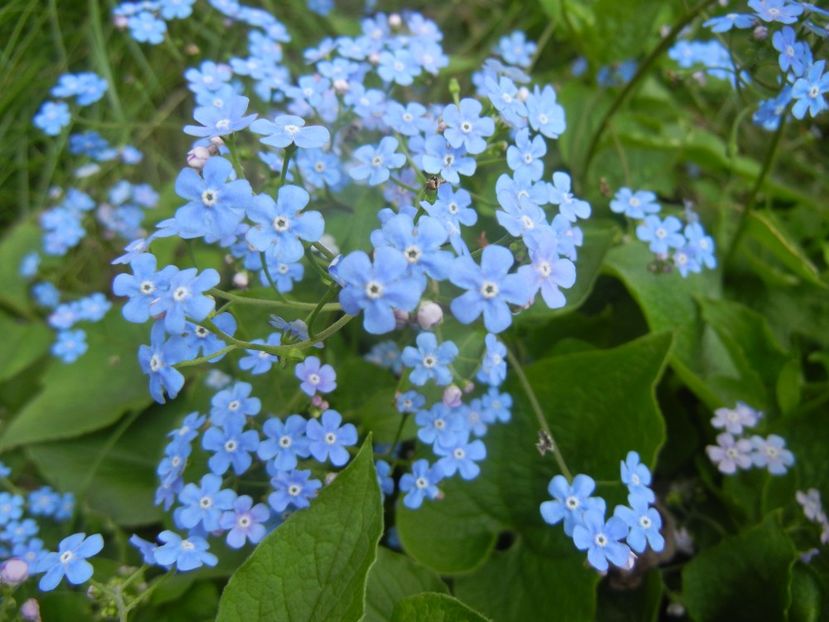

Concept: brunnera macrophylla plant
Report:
left=5, top=0, right=828, bottom=618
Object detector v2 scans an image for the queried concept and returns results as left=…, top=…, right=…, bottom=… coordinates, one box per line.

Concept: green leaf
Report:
left=596, top=569, right=663, bottom=622
left=0, top=311, right=152, bottom=450
left=698, top=297, right=792, bottom=411
left=682, top=513, right=796, bottom=622
left=216, top=440, right=382, bottom=622
left=25, top=403, right=179, bottom=526
left=454, top=536, right=598, bottom=622
left=0, top=220, right=40, bottom=316
left=0, top=312, right=51, bottom=382
left=742, top=211, right=826, bottom=288
left=391, top=593, right=489, bottom=622
left=364, top=547, right=448, bottom=622
left=592, top=0, right=663, bottom=64
left=604, top=242, right=728, bottom=408
left=397, top=334, right=672, bottom=619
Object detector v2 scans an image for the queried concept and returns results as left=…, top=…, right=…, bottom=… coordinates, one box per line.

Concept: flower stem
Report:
left=505, top=345, right=573, bottom=480
left=210, top=288, right=341, bottom=312
left=580, top=0, right=720, bottom=186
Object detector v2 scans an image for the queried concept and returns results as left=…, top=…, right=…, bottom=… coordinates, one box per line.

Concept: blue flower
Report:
left=306, top=410, right=357, bottom=467
left=337, top=247, right=422, bottom=335
left=526, top=85, right=565, bottom=139
left=160, top=0, right=196, bottom=20
left=3, top=519, right=37, bottom=544
left=153, top=531, right=217, bottom=571
left=258, top=415, right=311, bottom=471
left=175, top=473, right=236, bottom=532
left=210, top=381, right=260, bottom=426
left=748, top=0, right=803, bottom=24
left=295, top=356, right=337, bottom=396
left=401, top=332, right=458, bottom=386
left=540, top=474, right=606, bottom=536
left=396, top=391, right=425, bottom=414
left=420, top=185, right=477, bottom=254
left=33, top=101, right=70, bottom=136
left=497, top=31, right=536, bottom=68
left=173, top=312, right=236, bottom=361
left=184, top=95, right=257, bottom=138
left=518, top=229, right=576, bottom=309
left=477, top=334, right=507, bottom=386
left=792, top=60, right=829, bottom=119
left=238, top=332, right=282, bottom=375
left=34, top=532, right=103, bottom=591
left=703, top=13, right=755, bottom=32
left=51, top=329, right=88, bottom=363
left=269, top=469, right=322, bottom=512
left=251, top=114, right=330, bottom=149
left=415, top=403, right=464, bottom=447
left=32, top=282, right=60, bottom=308
left=349, top=137, right=406, bottom=185
left=483, top=76, right=527, bottom=126
left=772, top=27, right=812, bottom=76
left=365, top=341, right=403, bottom=373
left=127, top=11, right=167, bottom=44
left=184, top=61, right=232, bottom=93
left=173, top=156, right=252, bottom=244
left=378, top=49, right=420, bottom=85
left=151, top=267, right=219, bottom=334
left=51, top=72, right=108, bottom=106
left=375, top=460, right=395, bottom=496
left=506, top=128, right=546, bottom=181
left=384, top=102, right=430, bottom=136
left=620, top=451, right=655, bottom=503
left=0, top=493, right=23, bottom=523
left=684, top=222, right=717, bottom=270
left=449, top=245, right=532, bottom=334
left=28, top=487, right=60, bottom=517
left=202, top=420, right=259, bottom=476
left=572, top=510, right=632, bottom=572
left=548, top=172, right=590, bottom=222
left=609, top=188, right=661, bottom=219
left=139, top=322, right=188, bottom=403
left=636, top=215, right=686, bottom=255
left=370, top=214, right=453, bottom=285
left=421, top=135, right=476, bottom=184
left=219, top=495, right=270, bottom=549
left=434, top=432, right=486, bottom=480
left=399, top=459, right=444, bottom=509
left=245, top=185, right=324, bottom=263
left=614, top=497, right=664, bottom=554
left=443, top=98, right=495, bottom=155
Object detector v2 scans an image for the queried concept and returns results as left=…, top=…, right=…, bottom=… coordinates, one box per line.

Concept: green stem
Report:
left=175, top=344, right=237, bottom=368
left=78, top=410, right=142, bottom=497
left=278, top=145, right=297, bottom=188
left=210, top=288, right=341, bottom=312
left=505, top=345, right=573, bottom=480
left=580, top=0, right=720, bottom=185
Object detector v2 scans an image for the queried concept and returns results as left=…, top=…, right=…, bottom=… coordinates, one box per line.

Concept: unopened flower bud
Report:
left=389, top=13, right=402, bottom=28
left=368, top=52, right=381, bottom=65
left=753, top=25, right=768, bottom=40
left=1, top=558, right=29, bottom=585
left=417, top=301, right=443, bottom=330
left=233, top=271, right=249, bottom=288
left=185, top=44, right=200, bottom=56
left=311, top=395, right=328, bottom=409
left=186, top=146, right=211, bottom=170
left=209, top=136, right=225, bottom=149
left=113, top=15, right=128, bottom=29
left=324, top=472, right=338, bottom=485
left=517, top=86, right=530, bottom=102
left=463, top=381, right=475, bottom=394
left=393, top=308, right=410, bottom=328
left=333, top=78, right=350, bottom=93
left=20, top=599, right=41, bottom=622
left=318, top=234, right=340, bottom=256
left=443, top=385, right=462, bottom=408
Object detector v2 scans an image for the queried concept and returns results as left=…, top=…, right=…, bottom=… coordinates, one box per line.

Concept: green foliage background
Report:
left=1, top=0, right=828, bottom=620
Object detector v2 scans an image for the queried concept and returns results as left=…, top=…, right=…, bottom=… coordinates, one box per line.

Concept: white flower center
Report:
left=150, top=354, right=163, bottom=372
left=434, top=418, right=446, bottom=430
left=404, top=245, right=422, bottom=263
left=365, top=280, right=384, bottom=299
left=594, top=533, right=608, bottom=547
left=279, top=435, right=292, bottom=448
left=415, top=476, right=428, bottom=489
left=173, top=286, right=190, bottom=302
left=325, top=432, right=337, bottom=445
left=224, top=439, right=238, bottom=452
left=809, top=85, right=820, bottom=98
left=655, top=227, right=667, bottom=240
left=453, top=447, right=465, bottom=459
left=199, top=496, right=213, bottom=509
left=181, top=539, right=195, bottom=551
left=216, top=118, right=231, bottom=131
left=565, top=495, right=579, bottom=510
left=422, top=355, right=436, bottom=368
left=140, top=280, right=155, bottom=294
left=273, top=216, right=290, bottom=232
left=60, top=551, right=74, bottom=564
left=460, top=121, right=472, bottom=133
left=238, top=515, right=251, bottom=528
left=284, top=124, right=300, bottom=135
left=480, top=281, right=499, bottom=299
left=538, top=113, right=548, bottom=124
left=202, top=190, right=218, bottom=206
left=537, top=260, right=552, bottom=277
left=288, top=484, right=301, bottom=496
left=371, top=155, right=384, bottom=167
left=640, top=515, right=652, bottom=529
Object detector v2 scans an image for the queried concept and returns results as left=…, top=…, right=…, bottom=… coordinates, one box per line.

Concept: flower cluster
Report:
left=679, top=1, right=829, bottom=128
left=796, top=488, right=829, bottom=546
left=113, top=0, right=197, bottom=45
left=33, top=72, right=107, bottom=136
left=540, top=451, right=664, bottom=572
left=610, top=188, right=716, bottom=277
left=0, top=462, right=104, bottom=593
left=705, top=402, right=795, bottom=475
left=133, top=354, right=365, bottom=571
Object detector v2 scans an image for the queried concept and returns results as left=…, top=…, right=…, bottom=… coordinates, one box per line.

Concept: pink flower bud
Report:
left=417, top=301, right=443, bottom=330
left=1, top=558, right=28, bottom=585
left=463, top=381, right=475, bottom=394
left=232, top=271, right=249, bottom=288
left=20, top=598, right=41, bottom=622
left=186, top=146, right=211, bottom=170
left=389, top=13, right=402, bottom=28
left=442, top=385, right=462, bottom=408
